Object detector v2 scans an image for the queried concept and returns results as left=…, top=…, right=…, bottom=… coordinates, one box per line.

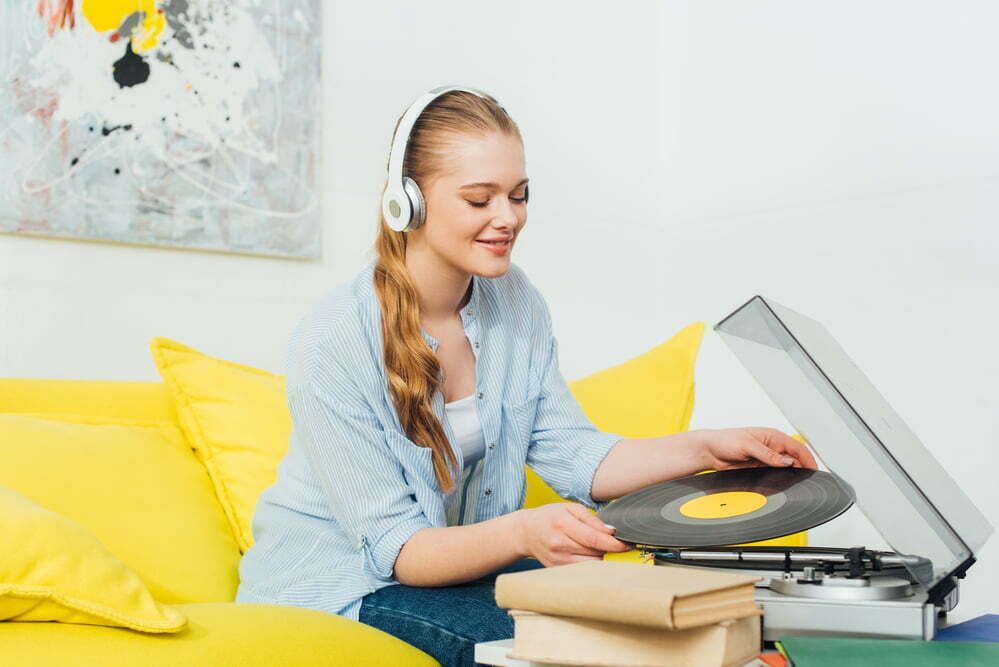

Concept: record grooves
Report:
left=597, top=467, right=855, bottom=548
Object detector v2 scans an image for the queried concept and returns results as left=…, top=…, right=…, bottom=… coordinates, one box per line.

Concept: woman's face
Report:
left=413, top=131, right=528, bottom=279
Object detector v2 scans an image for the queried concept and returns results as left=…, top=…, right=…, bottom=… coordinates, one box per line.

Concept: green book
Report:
left=777, top=636, right=999, bottom=666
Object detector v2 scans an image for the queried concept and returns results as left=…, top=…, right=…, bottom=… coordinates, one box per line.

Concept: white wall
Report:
left=2, top=1, right=996, bottom=622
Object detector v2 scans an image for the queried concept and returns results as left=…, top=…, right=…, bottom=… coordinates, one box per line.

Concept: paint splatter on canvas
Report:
left=0, top=0, right=320, bottom=258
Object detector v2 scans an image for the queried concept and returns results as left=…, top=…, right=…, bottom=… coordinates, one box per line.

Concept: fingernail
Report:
left=603, top=523, right=616, bottom=531
left=781, top=457, right=795, bottom=466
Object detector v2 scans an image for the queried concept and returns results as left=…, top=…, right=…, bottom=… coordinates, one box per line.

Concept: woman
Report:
left=235, top=86, right=817, bottom=666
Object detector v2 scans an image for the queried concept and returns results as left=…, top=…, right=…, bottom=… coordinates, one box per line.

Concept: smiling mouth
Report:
left=475, top=239, right=511, bottom=246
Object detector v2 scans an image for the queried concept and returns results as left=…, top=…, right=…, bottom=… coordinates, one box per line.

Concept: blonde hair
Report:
left=374, top=90, right=523, bottom=492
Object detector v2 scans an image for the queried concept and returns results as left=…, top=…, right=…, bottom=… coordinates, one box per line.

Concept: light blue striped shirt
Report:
left=235, top=260, right=624, bottom=621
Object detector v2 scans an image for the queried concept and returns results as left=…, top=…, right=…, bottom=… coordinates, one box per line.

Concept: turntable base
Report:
left=754, top=585, right=944, bottom=642
left=649, top=547, right=957, bottom=641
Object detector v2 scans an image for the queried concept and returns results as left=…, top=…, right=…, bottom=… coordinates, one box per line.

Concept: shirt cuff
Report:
left=363, top=516, right=433, bottom=582
left=571, top=430, right=626, bottom=512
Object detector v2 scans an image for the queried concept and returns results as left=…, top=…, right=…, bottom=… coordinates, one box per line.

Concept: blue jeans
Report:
left=358, top=558, right=546, bottom=667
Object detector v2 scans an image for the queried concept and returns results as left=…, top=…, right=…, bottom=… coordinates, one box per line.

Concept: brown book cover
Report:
left=495, top=561, right=761, bottom=630
left=508, top=610, right=763, bottom=667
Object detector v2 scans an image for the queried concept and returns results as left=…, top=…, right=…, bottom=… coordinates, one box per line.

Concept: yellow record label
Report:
left=679, top=491, right=768, bottom=519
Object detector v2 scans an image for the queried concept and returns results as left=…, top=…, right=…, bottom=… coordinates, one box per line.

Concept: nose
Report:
left=492, top=197, right=521, bottom=229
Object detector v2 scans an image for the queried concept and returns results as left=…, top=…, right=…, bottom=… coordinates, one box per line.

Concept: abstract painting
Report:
left=0, top=0, right=320, bottom=258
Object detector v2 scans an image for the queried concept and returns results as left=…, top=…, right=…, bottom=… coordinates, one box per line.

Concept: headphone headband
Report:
left=382, top=85, right=492, bottom=232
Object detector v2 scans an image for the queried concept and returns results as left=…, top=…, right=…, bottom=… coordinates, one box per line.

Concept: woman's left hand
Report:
left=698, top=427, right=819, bottom=471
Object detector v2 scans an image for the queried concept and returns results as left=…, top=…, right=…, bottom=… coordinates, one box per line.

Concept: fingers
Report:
left=745, top=437, right=796, bottom=467
left=561, top=553, right=605, bottom=565
left=735, top=428, right=785, bottom=466
left=745, top=427, right=819, bottom=470
left=553, top=537, right=604, bottom=558
left=570, top=505, right=616, bottom=535
left=722, top=460, right=767, bottom=470
left=579, top=516, right=630, bottom=552
left=543, top=552, right=605, bottom=567
left=562, top=505, right=630, bottom=553
left=780, top=435, right=819, bottom=469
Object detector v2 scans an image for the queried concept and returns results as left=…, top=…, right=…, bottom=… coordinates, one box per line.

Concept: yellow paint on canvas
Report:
left=82, top=0, right=165, bottom=52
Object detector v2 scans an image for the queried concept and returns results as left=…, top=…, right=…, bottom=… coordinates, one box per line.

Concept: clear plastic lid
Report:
left=715, top=296, right=993, bottom=595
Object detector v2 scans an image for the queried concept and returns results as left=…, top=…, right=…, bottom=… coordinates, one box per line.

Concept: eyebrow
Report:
left=459, top=178, right=529, bottom=190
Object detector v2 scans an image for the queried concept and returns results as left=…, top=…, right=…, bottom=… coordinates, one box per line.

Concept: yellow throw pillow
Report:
left=570, top=322, right=704, bottom=437
left=0, top=414, right=241, bottom=605
left=0, top=484, right=186, bottom=633
left=150, top=338, right=291, bottom=553
left=523, top=322, right=706, bottom=510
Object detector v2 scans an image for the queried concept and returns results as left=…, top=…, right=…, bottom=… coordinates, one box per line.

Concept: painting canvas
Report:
left=0, top=0, right=321, bottom=258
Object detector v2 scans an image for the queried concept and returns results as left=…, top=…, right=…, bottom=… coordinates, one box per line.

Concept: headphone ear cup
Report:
left=402, top=177, right=426, bottom=231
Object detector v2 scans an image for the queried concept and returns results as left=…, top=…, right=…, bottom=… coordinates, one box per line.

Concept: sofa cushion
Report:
left=0, top=414, right=241, bottom=604
left=0, top=484, right=186, bottom=633
left=150, top=337, right=292, bottom=553
left=0, top=602, right=438, bottom=666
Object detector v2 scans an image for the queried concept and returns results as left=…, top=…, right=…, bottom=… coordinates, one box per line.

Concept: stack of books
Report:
left=494, top=560, right=764, bottom=667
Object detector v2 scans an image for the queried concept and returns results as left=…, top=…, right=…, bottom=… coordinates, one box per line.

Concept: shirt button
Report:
left=484, top=488, right=493, bottom=496
left=488, top=443, right=495, bottom=450
left=477, top=392, right=484, bottom=400
left=467, top=309, right=473, bottom=315
left=474, top=341, right=480, bottom=349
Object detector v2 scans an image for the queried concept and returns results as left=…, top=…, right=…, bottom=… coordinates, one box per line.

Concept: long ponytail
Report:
left=373, top=90, right=522, bottom=492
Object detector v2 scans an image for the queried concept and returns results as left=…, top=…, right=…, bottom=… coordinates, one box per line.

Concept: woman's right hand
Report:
left=515, top=503, right=631, bottom=567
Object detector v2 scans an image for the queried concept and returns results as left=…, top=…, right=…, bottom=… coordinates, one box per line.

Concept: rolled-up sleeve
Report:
left=287, top=357, right=433, bottom=582
left=524, top=293, right=625, bottom=512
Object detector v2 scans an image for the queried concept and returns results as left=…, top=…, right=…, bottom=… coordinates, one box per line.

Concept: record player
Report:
left=598, top=296, right=993, bottom=642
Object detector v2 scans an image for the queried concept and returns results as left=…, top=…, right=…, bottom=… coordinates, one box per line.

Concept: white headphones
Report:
left=381, top=84, right=526, bottom=232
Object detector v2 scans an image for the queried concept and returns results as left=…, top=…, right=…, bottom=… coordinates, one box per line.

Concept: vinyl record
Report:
left=597, top=467, right=855, bottom=548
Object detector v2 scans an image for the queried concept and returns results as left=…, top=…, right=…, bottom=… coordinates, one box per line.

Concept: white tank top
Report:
left=443, top=393, right=486, bottom=527
left=443, top=393, right=486, bottom=467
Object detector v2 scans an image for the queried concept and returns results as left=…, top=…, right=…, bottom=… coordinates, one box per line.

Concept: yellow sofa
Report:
left=0, top=322, right=802, bottom=665
left=0, top=377, right=439, bottom=666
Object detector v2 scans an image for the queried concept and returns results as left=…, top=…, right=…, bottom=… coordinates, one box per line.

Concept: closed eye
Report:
left=467, top=196, right=527, bottom=208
